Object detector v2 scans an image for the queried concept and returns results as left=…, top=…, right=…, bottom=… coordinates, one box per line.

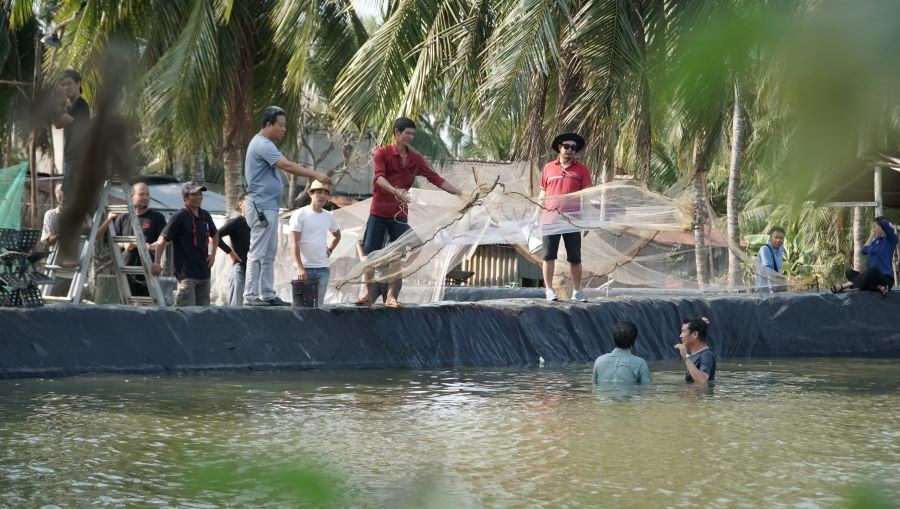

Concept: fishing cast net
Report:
left=209, top=161, right=810, bottom=305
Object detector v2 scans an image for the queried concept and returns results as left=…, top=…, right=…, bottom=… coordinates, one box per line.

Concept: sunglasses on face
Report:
left=560, top=143, right=578, bottom=151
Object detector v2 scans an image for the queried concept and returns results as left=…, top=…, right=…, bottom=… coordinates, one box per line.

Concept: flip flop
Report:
left=353, top=295, right=372, bottom=307
left=386, top=299, right=404, bottom=308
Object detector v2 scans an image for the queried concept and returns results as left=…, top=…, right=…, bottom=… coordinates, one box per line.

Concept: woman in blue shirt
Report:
left=832, top=216, right=897, bottom=296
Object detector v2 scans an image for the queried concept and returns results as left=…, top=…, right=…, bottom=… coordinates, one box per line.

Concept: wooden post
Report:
left=874, top=165, right=883, bottom=217
left=28, top=35, right=42, bottom=229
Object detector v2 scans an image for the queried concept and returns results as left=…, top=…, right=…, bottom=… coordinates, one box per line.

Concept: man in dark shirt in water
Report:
left=673, top=317, right=716, bottom=384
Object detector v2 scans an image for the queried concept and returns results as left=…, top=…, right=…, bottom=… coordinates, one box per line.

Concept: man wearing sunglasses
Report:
left=538, top=132, right=592, bottom=302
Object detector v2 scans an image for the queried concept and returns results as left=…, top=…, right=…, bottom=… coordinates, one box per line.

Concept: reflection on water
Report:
left=0, top=359, right=898, bottom=508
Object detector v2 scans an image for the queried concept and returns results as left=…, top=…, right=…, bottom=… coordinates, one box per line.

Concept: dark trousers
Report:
left=846, top=268, right=893, bottom=291
left=541, top=232, right=582, bottom=264
left=363, top=215, right=410, bottom=255
left=127, top=274, right=149, bottom=297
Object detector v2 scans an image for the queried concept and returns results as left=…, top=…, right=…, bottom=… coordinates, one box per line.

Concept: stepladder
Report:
left=102, top=182, right=166, bottom=306
left=41, top=181, right=166, bottom=306
left=41, top=191, right=104, bottom=304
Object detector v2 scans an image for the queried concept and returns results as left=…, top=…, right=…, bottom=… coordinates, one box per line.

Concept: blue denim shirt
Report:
left=592, top=348, right=652, bottom=384
left=862, top=219, right=898, bottom=281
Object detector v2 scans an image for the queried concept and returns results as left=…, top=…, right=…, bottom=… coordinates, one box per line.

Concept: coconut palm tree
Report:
left=34, top=0, right=366, bottom=214
left=330, top=0, right=652, bottom=174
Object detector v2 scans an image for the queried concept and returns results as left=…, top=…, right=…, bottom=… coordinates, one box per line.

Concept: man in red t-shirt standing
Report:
left=356, top=117, right=462, bottom=308
left=539, top=132, right=592, bottom=302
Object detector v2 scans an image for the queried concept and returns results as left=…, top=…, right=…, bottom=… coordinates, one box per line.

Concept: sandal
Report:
left=877, top=285, right=889, bottom=298
left=353, top=295, right=372, bottom=307
left=830, top=284, right=845, bottom=294
left=385, top=299, right=404, bottom=308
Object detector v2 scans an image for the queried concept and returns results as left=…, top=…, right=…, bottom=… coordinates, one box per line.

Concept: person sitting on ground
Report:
left=592, top=320, right=652, bottom=384
left=289, top=181, right=342, bottom=306
left=755, top=226, right=787, bottom=293
left=673, top=317, right=716, bottom=385
left=151, top=182, right=218, bottom=307
left=217, top=192, right=251, bottom=306
left=832, top=216, right=897, bottom=297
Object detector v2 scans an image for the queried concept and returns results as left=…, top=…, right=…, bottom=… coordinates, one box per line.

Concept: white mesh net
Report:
left=210, top=163, right=811, bottom=305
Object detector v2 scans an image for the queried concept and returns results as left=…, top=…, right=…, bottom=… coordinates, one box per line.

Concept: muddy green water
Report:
left=0, top=359, right=898, bottom=508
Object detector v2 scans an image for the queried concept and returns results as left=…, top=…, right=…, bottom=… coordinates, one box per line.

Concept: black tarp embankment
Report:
left=1, top=291, right=898, bottom=378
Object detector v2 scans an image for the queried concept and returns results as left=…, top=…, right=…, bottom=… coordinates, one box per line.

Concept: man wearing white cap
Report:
left=289, top=180, right=342, bottom=306
left=152, top=181, right=219, bottom=306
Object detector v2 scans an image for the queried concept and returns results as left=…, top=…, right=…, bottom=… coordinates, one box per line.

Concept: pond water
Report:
left=0, top=359, right=897, bottom=508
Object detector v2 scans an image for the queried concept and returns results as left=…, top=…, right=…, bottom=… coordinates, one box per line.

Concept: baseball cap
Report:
left=181, top=181, right=208, bottom=195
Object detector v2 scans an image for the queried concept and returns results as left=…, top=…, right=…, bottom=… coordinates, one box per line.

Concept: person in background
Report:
left=592, top=321, right=652, bottom=384
left=289, top=181, right=342, bottom=306
left=96, top=182, right=166, bottom=297
left=41, top=184, right=90, bottom=295
left=51, top=69, right=90, bottom=197
left=151, top=182, right=218, bottom=307
left=832, top=216, right=897, bottom=297
left=755, top=226, right=787, bottom=292
left=673, top=317, right=716, bottom=385
left=41, top=183, right=92, bottom=258
left=41, top=184, right=67, bottom=251
left=217, top=192, right=251, bottom=306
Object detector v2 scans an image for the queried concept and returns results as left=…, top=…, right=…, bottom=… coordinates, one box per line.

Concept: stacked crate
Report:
left=0, top=229, right=52, bottom=307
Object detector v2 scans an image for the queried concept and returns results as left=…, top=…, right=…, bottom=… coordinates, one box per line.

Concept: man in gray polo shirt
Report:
left=243, top=106, right=331, bottom=306
left=592, top=321, right=652, bottom=384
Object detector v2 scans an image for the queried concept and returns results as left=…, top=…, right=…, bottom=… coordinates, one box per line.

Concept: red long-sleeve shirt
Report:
left=370, top=144, right=446, bottom=219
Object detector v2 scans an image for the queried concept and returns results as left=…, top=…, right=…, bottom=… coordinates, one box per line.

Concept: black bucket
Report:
left=291, top=279, right=318, bottom=308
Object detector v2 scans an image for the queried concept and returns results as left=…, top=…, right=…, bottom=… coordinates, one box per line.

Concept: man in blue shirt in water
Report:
left=592, top=321, right=652, bottom=384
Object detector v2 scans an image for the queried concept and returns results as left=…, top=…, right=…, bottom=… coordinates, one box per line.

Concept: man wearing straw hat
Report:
left=289, top=180, right=342, bottom=306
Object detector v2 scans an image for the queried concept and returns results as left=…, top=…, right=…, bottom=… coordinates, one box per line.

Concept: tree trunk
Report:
left=517, top=74, right=549, bottom=161
left=29, top=36, right=42, bottom=229
left=726, top=82, right=745, bottom=289
left=632, top=2, right=651, bottom=183
left=852, top=206, right=867, bottom=271
left=192, top=150, right=205, bottom=182
left=602, top=124, right=618, bottom=183
left=222, top=19, right=255, bottom=215
left=635, top=75, right=652, bottom=183
left=692, top=139, right=709, bottom=289
left=555, top=44, right=582, bottom=133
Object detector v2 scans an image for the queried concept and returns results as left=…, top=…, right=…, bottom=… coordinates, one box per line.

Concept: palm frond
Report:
left=330, top=0, right=443, bottom=138
left=141, top=0, right=230, bottom=156
left=474, top=0, right=565, bottom=132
